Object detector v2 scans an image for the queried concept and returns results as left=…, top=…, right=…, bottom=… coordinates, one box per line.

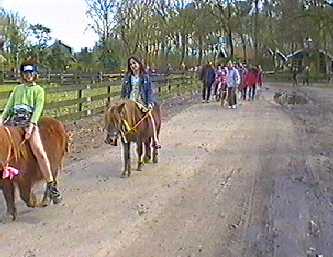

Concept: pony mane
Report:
left=0, top=127, right=28, bottom=171
left=105, top=100, right=141, bottom=129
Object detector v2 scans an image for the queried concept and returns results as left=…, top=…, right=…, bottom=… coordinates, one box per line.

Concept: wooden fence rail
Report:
left=0, top=72, right=199, bottom=121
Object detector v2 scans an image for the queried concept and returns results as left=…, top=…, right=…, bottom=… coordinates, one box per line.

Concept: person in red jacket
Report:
left=244, top=67, right=258, bottom=101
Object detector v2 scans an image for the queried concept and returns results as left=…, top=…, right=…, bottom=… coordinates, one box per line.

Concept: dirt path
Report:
left=1, top=85, right=333, bottom=257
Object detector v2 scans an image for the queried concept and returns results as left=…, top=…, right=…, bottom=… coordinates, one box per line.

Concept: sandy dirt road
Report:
left=1, top=84, right=333, bottom=257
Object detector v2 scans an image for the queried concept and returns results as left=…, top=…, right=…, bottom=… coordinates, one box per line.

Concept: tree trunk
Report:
left=254, top=0, right=259, bottom=64
left=240, top=33, right=247, bottom=63
left=179, top=33, right=186, bottom=66
left=227, top=1, right=233, bottom=60
left=198, top=35, right=203, bottom=66
left=228, top=29, right=234, bottom=60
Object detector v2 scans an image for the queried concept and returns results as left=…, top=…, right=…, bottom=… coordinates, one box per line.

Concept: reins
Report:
left=121, top=110, right=151, bottom=136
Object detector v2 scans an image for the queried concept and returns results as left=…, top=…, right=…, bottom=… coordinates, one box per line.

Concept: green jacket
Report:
left=1, top=83, right=45, bottom=124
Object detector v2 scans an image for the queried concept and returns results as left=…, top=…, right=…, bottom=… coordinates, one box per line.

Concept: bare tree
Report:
left=85, top=0, right=117, bottom=43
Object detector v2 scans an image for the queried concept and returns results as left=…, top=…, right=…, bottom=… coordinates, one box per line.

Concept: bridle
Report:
left=121, top=110, right=151, bottom=136
left=110, top=110, right=151, bottom=144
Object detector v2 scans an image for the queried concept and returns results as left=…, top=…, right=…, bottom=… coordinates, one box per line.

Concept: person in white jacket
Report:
left=226, top=61, right=240, bottom=109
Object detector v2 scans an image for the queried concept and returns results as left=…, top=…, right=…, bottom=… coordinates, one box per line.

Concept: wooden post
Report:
left=78, top=87, right=83, bottom=112
left=75, top=73, right=80, bottom=85
left=60, top=72, right=64, bottom=85
left=47, top=70, right=51, bottom=83
left=158, top=83, right=162, bottom=96
left=167, top=75, right=171, bottom=92
left=98, top=71, right=103, bottom=83
left=106, top=85, right=111, bottom=104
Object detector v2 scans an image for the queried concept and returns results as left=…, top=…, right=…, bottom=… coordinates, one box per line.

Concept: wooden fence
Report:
left=0, top=72, right=199, bottom=121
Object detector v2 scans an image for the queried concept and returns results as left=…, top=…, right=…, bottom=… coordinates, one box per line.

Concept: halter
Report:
left=116, top=109, right=151, bottom=144
left=121, top=110, right=151, bottom=136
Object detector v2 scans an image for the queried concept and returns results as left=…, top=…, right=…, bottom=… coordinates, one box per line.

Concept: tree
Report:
left=28, top=23, right=51, bottom=63
left=0, top=8, right=29, bottom=72
left=85, top=0, right=117, bottom=43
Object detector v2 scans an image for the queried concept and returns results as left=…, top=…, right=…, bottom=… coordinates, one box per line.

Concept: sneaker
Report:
left=47, top=182, right=62, bottom=204
left=228, top=106, right=232, bottom=109
left=202, top=100, right=205, bottom=103
left=232, top=105, right=237, bottom=109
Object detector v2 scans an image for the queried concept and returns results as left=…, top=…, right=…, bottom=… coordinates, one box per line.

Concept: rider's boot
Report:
left=47, top=181, right=62, bottom=204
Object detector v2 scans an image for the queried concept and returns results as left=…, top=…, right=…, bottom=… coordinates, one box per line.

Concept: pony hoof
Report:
left=137, top=163, right=144, bottom=171
left=120, top=173, right=127, bottom=178
left=143, top=156, right=151, bottom=163
left=27, top=195, right=38, bottom=208
left=153, top=156, right=158, bottom=163
left=1, top=212, right=16, bottom=223
left=40, top=198, right=50, bottom=208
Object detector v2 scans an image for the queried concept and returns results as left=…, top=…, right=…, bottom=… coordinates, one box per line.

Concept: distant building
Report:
left=287, top=48, right=333, bottom=74
left=49, top=39, right=73, bottom=55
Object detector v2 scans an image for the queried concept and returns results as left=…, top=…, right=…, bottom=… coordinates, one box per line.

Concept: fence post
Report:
left=47, top=70, right=51, bottom=83
left=75, top=73, right=80, bottom=85
left=98, top=71, right=103, bottom=83
left=167, top=74, right=171, bottom=92
left=78, top=87, right=83, bottom=113
left=60, top=72, right=64, bottom=85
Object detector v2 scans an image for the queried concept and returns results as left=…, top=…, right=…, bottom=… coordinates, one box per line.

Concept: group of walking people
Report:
left=199, top=61, right=264, bottom=108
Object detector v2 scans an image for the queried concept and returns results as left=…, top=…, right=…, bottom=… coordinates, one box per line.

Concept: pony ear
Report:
left=117, top=102, right=126, bottom=112
left=117, top=102, right=126, bottom=118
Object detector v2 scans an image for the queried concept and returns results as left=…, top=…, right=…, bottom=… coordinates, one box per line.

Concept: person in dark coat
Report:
left=199, top=62, right=216, bottom=103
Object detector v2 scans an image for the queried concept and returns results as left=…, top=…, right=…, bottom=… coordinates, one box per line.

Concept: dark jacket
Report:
left=200, top=65, right=215, bottom=86
left=120, top=73, right=155, bottom=106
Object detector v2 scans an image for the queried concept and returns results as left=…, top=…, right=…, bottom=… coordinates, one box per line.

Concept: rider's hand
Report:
left=148, top=103, right=153, bottom=110
left=25, top=123, right=34, bottom=140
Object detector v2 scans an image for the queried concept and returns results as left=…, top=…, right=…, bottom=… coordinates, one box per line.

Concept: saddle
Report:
left=5, top=104, right=34, bottom=128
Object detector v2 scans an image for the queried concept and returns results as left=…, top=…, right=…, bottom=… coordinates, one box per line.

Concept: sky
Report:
left=1, top=0, right=99, bottom=52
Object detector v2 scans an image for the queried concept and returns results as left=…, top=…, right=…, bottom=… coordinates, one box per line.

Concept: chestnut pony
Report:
left=0, top=117, right=71, bottom=221
left=104, top=100, right=161, bottom=177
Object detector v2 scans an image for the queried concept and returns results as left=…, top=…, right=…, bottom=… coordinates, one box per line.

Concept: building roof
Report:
left=49, top=40, right=73, bottom=54
left=267, top=48, right=288, bottom=62
left=287, top=48, right=333, bottom=60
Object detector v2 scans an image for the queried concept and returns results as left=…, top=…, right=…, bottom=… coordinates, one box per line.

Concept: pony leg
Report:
left=143, top=138, right=152, bottom=163
left=153, top=146, right=159, bottom=164
left=17, top=179, right=38, bottom=208
left=1, top=180, right=17, bottom=221
left=121, top=142, right=131, bottom=177
left=136, top=142, right=144, bottom=171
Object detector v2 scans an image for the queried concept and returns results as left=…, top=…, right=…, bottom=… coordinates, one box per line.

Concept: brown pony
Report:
left=104, top=100, right=161, bottom=177
left=0, top=117, right=71, bottom=221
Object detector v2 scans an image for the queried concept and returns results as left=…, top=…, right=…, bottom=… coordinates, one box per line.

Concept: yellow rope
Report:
left=122, top=110, right=151, bottom=135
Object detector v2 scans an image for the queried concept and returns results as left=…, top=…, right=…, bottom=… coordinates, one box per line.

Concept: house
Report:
left=286, top=48, right=333, bottom=74
left=49, top=39, right=73, bottom=55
